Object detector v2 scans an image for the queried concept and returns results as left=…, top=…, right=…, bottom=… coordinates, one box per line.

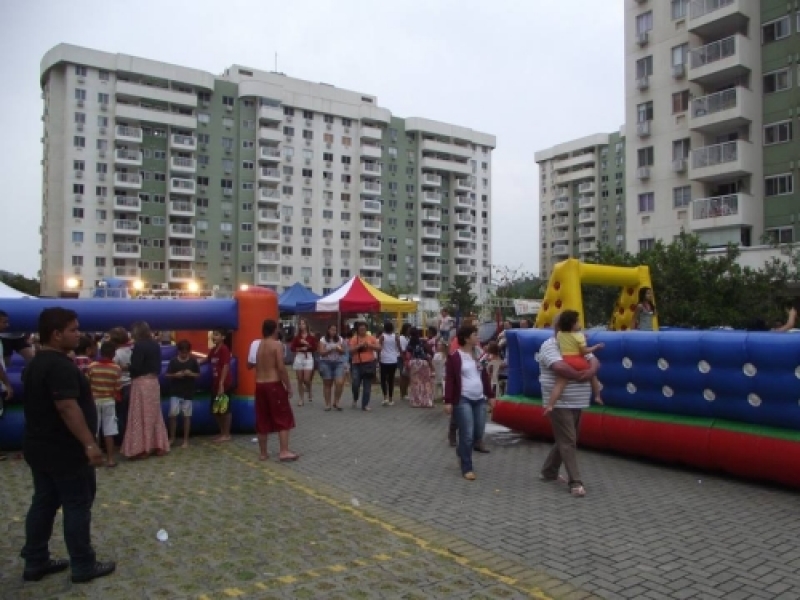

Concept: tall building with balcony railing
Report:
left=535, top=130, right=626, bottom=279
left=623, top=0, right=800, bottom=263
left=39, top=44, right=495, bottom=298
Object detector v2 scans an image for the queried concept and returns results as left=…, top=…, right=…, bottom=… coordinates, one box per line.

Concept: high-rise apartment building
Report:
left=534, top=130, right=627, bottom=278
left=39, top=44, right=495, bottom=298
left=625, top=0, right=800, bottom=261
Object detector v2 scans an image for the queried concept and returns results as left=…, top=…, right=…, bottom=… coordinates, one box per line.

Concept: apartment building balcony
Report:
left=454, top=178, right=472, bottom=192
left=116, top=103, right=196, bottom=130
left=115, top=125, right=143, bottom=144
left=112, top=243, right=141, bottom=259
left=422, top=262, right=441, bottom=274
left=422, top=227, right=441, bottom=239
left=258, top=229, right=280, bottom=244
left=360, top=162, right=382, bottom=177
left=257, top=251, right=281, bottom=265
left=690, top=193, right=758, bottom=231
left=168, top=269, right=195, bottom=283
left=422, top=209, right=441, bottom=222
left=555, top=167, right=596, bottom=184
left=552, top=244, right=570, bottom=256
left=361, top=257, right=382, bottom=271
left=452, top=263, right=471, bottom=276
left=421, top=157, right=471, bottom=176
left=113, top=172, right=141, bottom=190
left=361, top=220, right=382, bottom=232
left=168, top=223, right=195, bottom=239
left=421, top=139, right=473, bottom=159
left=257, top=271, right=280, bottom=286
left=170, top=177, right=196, bottom=195
left=553, top=230, right=570, bottom=242
left=689, top=0, right=751, bottom=40
left=259, top=167, right=281, bottom=183
left=456, top=247, right=475, bottom=258
left=168, top=199, right=195, bottom=217
left=422, top=280, right=442, bottom=292
left=689, top=140, right=754, bottom=182
left=552, top=215, right=569, bottom=226
left=554, top=153, right=595, bottom=171
left=688, top=34, right=753, bottom=87
left=361, top=238, right=382, bottom=252
left=116, top=81, right=198, bottom=108
left=454, top=214, right=475, bottom=226
left=258, top=105, right=283, bottom=123
left=169, top=134, right=197, bottom=151
left=361, top=181, right=382, bottom=195
left=553, top=201, right=570, bottom=214
left=423, top=191, right=442, bottom=205
left=422, top=244, right=441, bottom=257
left=362, top=276, right=382, bottom=288
left=360, top=199, right=381, bottom=214
left=113, top=219, right=141, bottom=235
left=114, top=148, right=142, bottom=166
left=113, top=266, right=141, bottom=279
left=259, top=146, right=281, bottom=162
left=578, top=211, right=596, bottom=224
left=113, top=195, right=141, bottom=212
left=259, top=127, right=283, bottom=143
left=578, top=196, right=595, bottom=209
left=170, top=156, right=196, bottom=173
left=422, top=173, right=442, bottom=187
left=578, top=182, right=595, bottom=194
left=689, top=86, right=754, bottom=134
left=579, top=241, right=598, bottom=253
left=636, top=120, right=652, bottom=138
left=360, top=144, right=382, bottom=159
left=360, top=125, right=382, bottom=140
left=453, top=195, right=474, bottom=210
left=259, top=187, right=280, bottom=203
left=579, top=226, right=597, bottom=239
left=168, top=246, right=195, bottom=261
left=455, top=230, right=476, bottom=242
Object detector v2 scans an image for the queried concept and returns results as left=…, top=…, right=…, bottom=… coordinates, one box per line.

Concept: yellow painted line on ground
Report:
left=212, top=444, right=555, bottom=600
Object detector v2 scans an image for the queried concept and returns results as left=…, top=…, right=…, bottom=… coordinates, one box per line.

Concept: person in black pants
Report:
left=20, top=307, right=115, bottom=584
left=378, top=322, right=402, bottom=407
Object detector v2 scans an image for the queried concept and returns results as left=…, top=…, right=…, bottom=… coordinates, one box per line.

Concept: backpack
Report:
left=410, top=342, right=428, bottom=361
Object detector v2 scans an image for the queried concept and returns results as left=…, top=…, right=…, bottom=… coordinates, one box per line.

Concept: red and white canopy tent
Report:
left=296, top=276, right=417, bottom=314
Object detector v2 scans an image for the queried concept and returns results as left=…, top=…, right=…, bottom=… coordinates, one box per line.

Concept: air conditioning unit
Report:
left=199, top=186, right=208, bottom=193
left=74, top=242, right=82, bottom=248
left=326, top=123, right=332, bottom=130
left=636, top=76, right=650, bottom=90
left=304, top=177, right=311, bottom=185
left=303, top=217, right=310, bottom=225
left=99, top=127, right=107, bottom=135
left=325, top=180, right=331, bottom=188
left=73, top=266, right=82, bottom=275
left=637, top=32, right=649, bottom=46
left=636, top=121, right=651, bottom=137
left=303, top=277, right=310, bottom=284
left=198, top=250, right=207, bottom=257
left=284, top=175, right=291, bottom=182
left=305, top=140, right=311, bottom=146
left=284, top=235, right=291, bottom=242
left=224, top=232, right=231, bottom=238
left=98, top=150, right=106, bottom=158
left=100, top=104, right=108, bottom=112
left=344, top=183, right=350, bottom=190
left=286, top=156, right=292, bottom=162
left=77, top=99, right=84, bottom=107
left=672, top=64, right=685, bottom=79
left=344, top=127, right=350, bottom=133
left=636, top=167, right=651, bottom=180
left=223, top=253, right=231, bottom=259
left=343, top=240, right=349, bottom=248
left=344, top=164, right=350, bottom=171
left=225, top=105, right=233, bottom=112
left=343, top=259, right=349, bottom=266
left=201, top=145, right=207, bottom=151
left=76, top=123, right=84, bottom=131
left=325, top=200, right=331, bottom=207
left=198, top=207, right=206, bottom=214
left=284, top=215, right=291, bottom=222
left=304, top=158, right=311, bottom=166
left=672, top=159, right=687, bottom=173
left=305, top=119, right=312, bottom=126
left=285, top=136, right=292, bottom=142
left=304, top=197, right=311, bottom=205
left=97, top=269, right=105, bottom=277
left=325, top=239, right=331, bottom=246
left=77, top=76, right=85, bottom=84
left=97, top=197, right=105, bottom=204
left=325, top=143, right=332, bottom=150
left=74, top=194, right=83, bottom=202
left=224, top=189, right=233, bottom=196
left=304, top=237, right=310, bottom=244
left=225, top=148, right=231, bottom=154
left=286, top=115, right=293, bottom=122
left=324, top=277, right=331, bottom=283
left=325, top=161, right=332, bottom=168
left=75, top=170, right=84, bottom=179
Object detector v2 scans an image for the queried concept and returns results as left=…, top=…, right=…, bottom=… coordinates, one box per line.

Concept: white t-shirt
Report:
left=458, top=349, right=484, bottom=400
left=379, top=333, right=401, bottom=364
left=318, top=336, right=345, bottom=362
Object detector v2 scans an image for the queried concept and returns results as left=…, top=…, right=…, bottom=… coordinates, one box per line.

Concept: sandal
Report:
left=570, top=485, right=587, bottom=497
left=324, top=407, right=331, bottom=412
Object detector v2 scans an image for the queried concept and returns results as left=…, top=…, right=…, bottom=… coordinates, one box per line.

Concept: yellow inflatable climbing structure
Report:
left=535, top=259, right=658, bottom=331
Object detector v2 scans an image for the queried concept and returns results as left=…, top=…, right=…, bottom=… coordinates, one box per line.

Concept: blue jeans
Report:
left=351, top=364, right=374, bottom=409
left=454, top=396, right=487, bottom=474
left=21, top=464, right=97, bottom=573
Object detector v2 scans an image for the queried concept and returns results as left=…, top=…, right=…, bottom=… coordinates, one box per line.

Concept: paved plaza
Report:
left=2, top=381, right=800, bottom=599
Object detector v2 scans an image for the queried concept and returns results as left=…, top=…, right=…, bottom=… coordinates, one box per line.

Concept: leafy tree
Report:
left=0, top=271, right=40, bottom=296
left=447, top=275, right=477, bottom=317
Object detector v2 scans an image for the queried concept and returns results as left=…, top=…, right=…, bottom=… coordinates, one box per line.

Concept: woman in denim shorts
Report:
left=318, top=324, right=346, bottom=411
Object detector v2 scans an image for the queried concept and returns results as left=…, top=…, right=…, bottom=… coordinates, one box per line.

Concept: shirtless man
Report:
left=248, top=319, right=299, bottom=462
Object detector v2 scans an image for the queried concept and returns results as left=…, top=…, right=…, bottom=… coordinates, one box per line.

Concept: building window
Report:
left=764, top=68, right=791, bottom=94
left=73, top=136, right=85, bottom=148
left=98, top=70, right=110, bottom=81
left=766, top=226, right=794, bottom=244
left=762, top=16, right=791, bottom=44
left=671, top=43, right=688, bottom=67
left=636, top=101, right=653, bottom=122
left=672, top=138, right=690, bottom=160
left=637, top=147, right=654, bottom=167
left=638, top=192, right=654, bottom=213
left=281, top=266, right=293, bottom=275
left=222, top=96, right=235, bottom=107
left=97, top=93, right=109, bottom=105
left=673, top=186, right=691, bottom=208
left=672, top=90, right=690, bottom=114
left=72, top=231, right=84, bottom=242
left=635, top=11, right=653, bottom=34
left=765, top=174, right=793, bottom=197
left=75, top=88, right=86, bottom=101
left=764, top=121, right=792, bottom=145
left=635, top=56, right=653, bottom=79
left=198, top=113, right=210, bottom=124
left=639, top=238, right=655, bottom=252
left=671, top=0, right=688, bottom=20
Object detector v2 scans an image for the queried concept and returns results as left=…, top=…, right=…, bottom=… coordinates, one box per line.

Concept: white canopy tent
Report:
left=0, top=281, right=33, bottom=298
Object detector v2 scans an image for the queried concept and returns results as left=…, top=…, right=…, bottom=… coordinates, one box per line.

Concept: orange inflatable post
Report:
left=174, top=330, right=211, bottom=355
left=233, top=287, right=279, bottom=396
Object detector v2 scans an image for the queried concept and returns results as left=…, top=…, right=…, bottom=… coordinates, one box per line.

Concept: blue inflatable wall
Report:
left=506, top=329, right=800, bottom=430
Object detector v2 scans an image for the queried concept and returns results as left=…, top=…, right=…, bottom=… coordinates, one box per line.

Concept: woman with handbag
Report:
left=378, top=322, right=403, bottom=407
left=348, top=322, right=379, bottom=411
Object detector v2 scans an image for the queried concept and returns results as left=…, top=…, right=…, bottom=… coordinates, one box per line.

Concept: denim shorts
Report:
left=318, top=361, right=345, bottom=380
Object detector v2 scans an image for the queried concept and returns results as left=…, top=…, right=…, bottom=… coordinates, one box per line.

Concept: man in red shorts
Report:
left=248, top=319, right=299, bottom=462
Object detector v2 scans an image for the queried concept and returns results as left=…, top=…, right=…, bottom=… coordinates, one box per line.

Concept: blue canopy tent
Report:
left=278, top=282, right=321, bottom=315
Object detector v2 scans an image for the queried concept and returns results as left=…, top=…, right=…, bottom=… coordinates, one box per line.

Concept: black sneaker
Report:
left=448, top=428, right=457, bottom=447
left=23, top=558, right=70, bottom=581
left=71, top=561, right=116, bottom=584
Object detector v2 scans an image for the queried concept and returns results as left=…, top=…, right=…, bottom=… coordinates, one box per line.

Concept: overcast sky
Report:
left=0, top=0, right=624, bottom=280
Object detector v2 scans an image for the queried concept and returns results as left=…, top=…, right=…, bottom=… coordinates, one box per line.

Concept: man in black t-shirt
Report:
left=165, top=340, right=200, bottom=448
left=20, top=307, right=116, bottom=584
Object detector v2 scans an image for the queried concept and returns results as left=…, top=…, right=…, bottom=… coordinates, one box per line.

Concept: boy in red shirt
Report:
left=86, top=342, right=122, bottom=467
left=208, top=328, right=233, bottom=442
